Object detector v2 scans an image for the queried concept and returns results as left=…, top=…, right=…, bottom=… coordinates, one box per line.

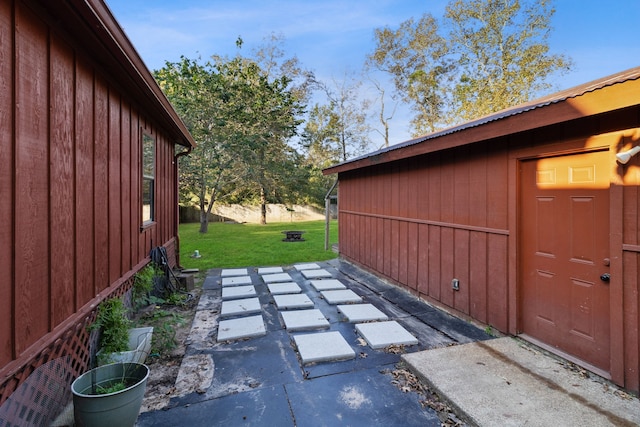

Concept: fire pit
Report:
left=282, top=230, right=305, bottom=242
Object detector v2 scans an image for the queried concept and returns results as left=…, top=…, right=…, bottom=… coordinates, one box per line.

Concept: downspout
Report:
left=174, top=144, right=193, bottom=268
left=324, top=178, right=338, bottom=251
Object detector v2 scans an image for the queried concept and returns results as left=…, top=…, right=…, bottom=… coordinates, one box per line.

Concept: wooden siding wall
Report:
left=0, top=1, right=179, bottom=380
left=337, top=118, right=640, bottom=392
left=339, top=142, right=510, bottom=332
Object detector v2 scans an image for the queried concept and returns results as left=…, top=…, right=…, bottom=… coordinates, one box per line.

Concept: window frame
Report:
left=141, top=132, right=155, bottom=228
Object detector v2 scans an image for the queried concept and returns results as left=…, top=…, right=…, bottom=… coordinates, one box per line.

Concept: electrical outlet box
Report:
left=452, top=278, right=460, bottom=291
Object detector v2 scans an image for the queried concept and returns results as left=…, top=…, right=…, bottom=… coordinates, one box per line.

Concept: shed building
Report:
left=324, top=68, right=640, bottom=393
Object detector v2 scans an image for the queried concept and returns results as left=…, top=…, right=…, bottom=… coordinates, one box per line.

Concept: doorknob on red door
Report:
left=600, top=273, right=610, bottom=282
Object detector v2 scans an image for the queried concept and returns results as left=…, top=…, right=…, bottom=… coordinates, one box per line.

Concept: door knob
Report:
left=600, top=273, right=610, bottom=282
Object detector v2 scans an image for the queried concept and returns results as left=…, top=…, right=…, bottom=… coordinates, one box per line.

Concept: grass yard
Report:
left=178, top=220, right=338, bottom=269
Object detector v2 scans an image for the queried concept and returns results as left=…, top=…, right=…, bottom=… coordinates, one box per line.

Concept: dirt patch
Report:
left=133, top=278, right=203, bottom=413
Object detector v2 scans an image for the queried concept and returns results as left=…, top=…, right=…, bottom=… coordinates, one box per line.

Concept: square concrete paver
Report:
left=294, top=263, right=320, bottom=271
left=338, top=304, right=389, bottom=322
left=273, top=294, right=314, bottom=310
left=222, top=285, right=257, bottom=300
left=258, top=266, right=283, bottom=274
left=267, top=282, right=302, bottom=295
left=221, top=268, right=248, bottom=277
left=220, top=297, right=262, bottom=317
left=217, top=315, right=266, bottom=341
left=355, top=321, right=418, bottom=349
left=309, top=279, right=346, bottom=291
left=280, top=309, right=330, bottom=331
left=262, top=272, right=293, bottom=283
left=301, top=269, right=333, bottom=279
left=320, top=289, right=363, bottom=304
left=221, top=276, right=253, bottom=287
left=293, top=331, right=355, bottom=364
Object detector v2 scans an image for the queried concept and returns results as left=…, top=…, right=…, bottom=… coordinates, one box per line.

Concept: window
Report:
left=142, top=133, right=155, bottom=225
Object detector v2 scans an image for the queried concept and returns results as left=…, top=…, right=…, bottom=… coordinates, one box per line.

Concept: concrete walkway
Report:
left=136, top=259, right=639, bottom=426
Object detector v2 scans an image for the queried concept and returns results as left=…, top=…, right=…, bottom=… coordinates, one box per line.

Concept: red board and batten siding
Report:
left=339, top=142, right=510, bottom=332
left=0, top=1, right=184, bottom=378
left=331, top=76, right=640, bottom=392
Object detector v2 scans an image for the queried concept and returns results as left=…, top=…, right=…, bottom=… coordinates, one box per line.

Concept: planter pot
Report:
left=98, top=327, right=154, bottom=365
left=71, top=362, right=149, bottom=427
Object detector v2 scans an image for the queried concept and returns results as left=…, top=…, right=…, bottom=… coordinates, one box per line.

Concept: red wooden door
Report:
left=520, top=150, right=610, bottom=372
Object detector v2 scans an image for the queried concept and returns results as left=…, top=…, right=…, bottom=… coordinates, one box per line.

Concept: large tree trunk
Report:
left=260, top=187, right=267, bottom=225
left=199, top=202, right=209, bottom=233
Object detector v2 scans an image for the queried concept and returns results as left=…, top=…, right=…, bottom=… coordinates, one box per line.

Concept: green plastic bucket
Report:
left=71, top=362, right=149, bottom=427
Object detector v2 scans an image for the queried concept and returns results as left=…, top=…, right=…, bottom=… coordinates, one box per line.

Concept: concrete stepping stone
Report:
left=222, top=285, right=257, bottom=300
left=258, top=266, right=283, bottom=274
left=220, top=297, right=261, bottom=317
left=221, top=268, right=248, bottom=277
left=273, top=294, right=314, bottom=310
left=294, top=263, right=320, bottom=271
left=338, top=304, right=389, bottom=322
left=280, top=309, right=330, bottom=331
left=293, top=331, right=355, bottom=364
left=301, top=269, right=333, bottom=279
left=267, top=282, right=302, bottom=295
left=309, top=279, right=346, bottom=291
left=320, top=289, right=363, bottom=304
left=217, top=315, right=266, bottom=342
left=222, top=276, right=252, bottom=287
left=355, top=321, right=418, bottom=349
left=262, top=272, right=293, bottom=283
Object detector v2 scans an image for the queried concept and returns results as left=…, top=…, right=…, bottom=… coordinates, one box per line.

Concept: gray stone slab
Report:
left=321, top=289, right=363, bottom=304
left=221, top=268, right=248, bottom=277
left=280, top=309, right=330, bottom=331
left=221, top=285, right=257, bottom=300
left=301, top=269, right=333, bottom=279
left=309, top=279, right=346, bottom=291
left=217, top=315, right=266, bottom=342
left=267, top=282, right=302, bottom=295
left=338, top=304, right=389, bottom=322
left=262, top=272, right=293, bottom=283
left=221, top=275, right=252, bottom=287
left=294, top=263, right=320, bottom=271
left=220, top=297, right=262, bottom=317
left=355, top=321, right=418, bottom=349
left=273, top=294, right=314, bottom=310
left=293, top=331, right=355, bottom=364
left=258, top=266, right=283, bottom=274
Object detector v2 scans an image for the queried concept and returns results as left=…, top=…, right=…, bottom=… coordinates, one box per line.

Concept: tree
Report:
left=155, top=57, right=240, bottom=234
left=307, top=75, right=372, bottom=162
left=369, top=0, right=572, bottom=134
left=210, top=53, right=306, bottom=225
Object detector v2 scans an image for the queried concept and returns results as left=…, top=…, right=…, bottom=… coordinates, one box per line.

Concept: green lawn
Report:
left=178, top=220, right=338, bottom=269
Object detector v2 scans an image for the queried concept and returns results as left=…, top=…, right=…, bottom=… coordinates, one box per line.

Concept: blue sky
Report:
left=105, top=0, right=640, bottom=147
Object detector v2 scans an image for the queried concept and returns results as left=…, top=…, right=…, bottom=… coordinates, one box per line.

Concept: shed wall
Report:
left=0, top=0, right=180, bottom=391
left=337, top=113, right=640, bottom=392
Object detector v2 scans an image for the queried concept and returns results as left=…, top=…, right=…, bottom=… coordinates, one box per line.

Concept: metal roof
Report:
left=329, top=66, right=640, bottom=170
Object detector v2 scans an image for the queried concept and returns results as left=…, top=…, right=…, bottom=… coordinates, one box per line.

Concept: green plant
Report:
left=137, top=309, right=186, bottom=357
left=90, top=298, right=131, bottom=355
left=132, top=264, right=161, bottom=310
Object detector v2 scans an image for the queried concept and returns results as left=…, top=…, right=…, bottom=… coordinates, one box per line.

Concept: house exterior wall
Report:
left=336, top=107, right=640, bottom=392
left=0, top=0, right=190, bottom=401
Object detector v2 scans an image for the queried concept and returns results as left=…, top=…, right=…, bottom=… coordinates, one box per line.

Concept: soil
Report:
left=135, top=279, right=203, bottom=413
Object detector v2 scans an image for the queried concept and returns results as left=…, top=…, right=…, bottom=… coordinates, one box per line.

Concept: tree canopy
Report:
left=368, top=0, right=572, bottom=134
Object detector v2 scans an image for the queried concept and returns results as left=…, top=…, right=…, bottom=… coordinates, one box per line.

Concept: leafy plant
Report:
left=132, top=264, right=162, bottom=310
left=90, top=298, right=131, bottom=355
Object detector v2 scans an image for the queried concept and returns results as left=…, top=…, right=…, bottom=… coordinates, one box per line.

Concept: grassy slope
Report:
left=178, top=220, right=338, bottom=269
